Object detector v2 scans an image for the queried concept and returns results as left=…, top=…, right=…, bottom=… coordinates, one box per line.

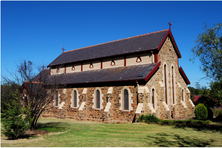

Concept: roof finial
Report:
left=42, top=65, right=45, bottom=70
left=168, top=21, right=172, bottom=30
left=61, top=47, right=65, bottom=53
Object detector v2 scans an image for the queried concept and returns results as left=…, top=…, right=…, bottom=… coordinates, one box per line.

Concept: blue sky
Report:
left=1, top=1, right=222, bottom=88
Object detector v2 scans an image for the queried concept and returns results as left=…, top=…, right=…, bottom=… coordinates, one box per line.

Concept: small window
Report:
left=89, top=63, right=94, bottom=68
left=110, top=60, right=115, bottom=66
left=124, top=89, right=129, bottom=110
left=96, top=90, right=100, bottom=108
left=136, top=56, right=142, bottom=63
left=74, top=90, right=77, bottom=107
left=24, top=97, right=28, bottom=106
left=182, top=89, right=184, bottom=101
left=56, top=67, right=60, bottom=73
left=72, top=66, right=75, bottom=71
left=152, top=89, right=155, bottom=109
left=55, top=91, right=59, bottom=106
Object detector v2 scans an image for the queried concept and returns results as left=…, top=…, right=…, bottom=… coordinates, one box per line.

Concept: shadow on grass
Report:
left=36, top=122, right=67, bottom=132
left=172, top=120, right=222, bottom=133
left=146, top=132, right=214, bottom=147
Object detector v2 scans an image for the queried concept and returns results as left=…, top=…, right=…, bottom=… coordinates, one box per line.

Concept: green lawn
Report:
left=1, top=118, right=222, bottom=147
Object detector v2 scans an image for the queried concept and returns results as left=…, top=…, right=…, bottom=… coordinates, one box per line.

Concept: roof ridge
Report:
left=63, top=29, right=169, bottom=53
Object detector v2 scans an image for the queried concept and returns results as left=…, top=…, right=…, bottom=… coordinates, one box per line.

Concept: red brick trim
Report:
left=81, top=63, right=83, bottom=71
left=144, top=61, right=161, bottom=82
left=101, top=60, right=103, bottom=69
left=154, top=53, right=158, bottom=63
left=179, top=67, right=190, bottom=84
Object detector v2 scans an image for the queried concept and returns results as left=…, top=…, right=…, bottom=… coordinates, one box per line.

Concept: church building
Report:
left=27, top=28, right=195, bottom=123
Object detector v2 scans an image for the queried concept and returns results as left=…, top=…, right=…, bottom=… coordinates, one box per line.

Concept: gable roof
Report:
left=48, top=29, right=179, bottom=67
left=45, top=62, right=160, bottom=85
left=32, top=69, right=50, bottom=82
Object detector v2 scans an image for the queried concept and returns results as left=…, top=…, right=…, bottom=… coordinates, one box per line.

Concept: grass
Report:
left=1, top=118, right=222, bottom=147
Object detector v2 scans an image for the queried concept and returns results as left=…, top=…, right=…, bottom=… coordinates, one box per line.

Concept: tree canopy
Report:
left=191, top=23, right=222, bottom=81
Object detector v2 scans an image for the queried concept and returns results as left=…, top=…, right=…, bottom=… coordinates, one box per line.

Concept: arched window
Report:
left=96, top=90, right=100, bottom=108
left=172, top=66, right=175, bottom=104
left=24, top=97, right=28, bottom=106
left=55, top=90, right=59, bottom=106
left=93, top=88, right=103, bottom=110
left=119, top=87, right=132, bottom=111
left=73, top=90, right=77, bottom=107
left=164, top=64, right=168, bottom=104
left=182, top=89, right=184, bottom=101
left=124, top=89, right=129, bottom=110
left=71, top=89, right=79, bottom=108
left=152, top=88, right=155, bottom=109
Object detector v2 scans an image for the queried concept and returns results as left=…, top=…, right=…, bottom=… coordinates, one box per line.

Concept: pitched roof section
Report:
left=45, top=63, right=160, bottom=85
left=48, top=30, right=169, bottom=67
left=32, top=69, right=49, bottom=82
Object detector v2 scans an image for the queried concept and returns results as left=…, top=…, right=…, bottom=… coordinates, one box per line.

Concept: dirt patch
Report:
left=25, top=129, right=48, bottom=136
left=1, top=130, right=69, bottom=144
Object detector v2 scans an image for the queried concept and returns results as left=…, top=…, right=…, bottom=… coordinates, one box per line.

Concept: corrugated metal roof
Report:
left=45, top=63, right=158, bottom=85
left=48, top=30, right=168, bottom=67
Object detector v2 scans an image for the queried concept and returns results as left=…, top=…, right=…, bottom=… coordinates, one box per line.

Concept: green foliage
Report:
left=190, top=23, right=222, bottom=81
left=195, top=96, right=215, bottom=108
left=209, top=80, right=222, bottom=106
left=1, top=83, right=20, bottom=113
left=211, top=106, right=222, bottom=117
left=137, top=114, right=144, bottom=122
left=1, top=91, right=31, bottom=140
left=195, top=103, right=208, bottom=120
left=137, top=114, right=160, bottom=124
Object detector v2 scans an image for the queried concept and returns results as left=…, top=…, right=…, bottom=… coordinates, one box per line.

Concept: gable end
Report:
left=157, top=30, right=181, bottom=58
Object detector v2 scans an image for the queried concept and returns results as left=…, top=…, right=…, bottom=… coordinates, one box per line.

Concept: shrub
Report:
left=137, top=114, right=159, bottom=124
left=144, top=115, right=160, bottom=124
left=1, top=91, right=31, bottom=140
left=207, top=108, right=213, bottom=120
left=137, top=115, right=144, bottom=122
left=159, top=120, right=175, bottom=125
left=211, top=106, right=222, bottom=117
left=195, top=103, right=208, bottom=120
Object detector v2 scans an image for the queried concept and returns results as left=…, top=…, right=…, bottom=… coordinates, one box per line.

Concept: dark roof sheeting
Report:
left=45, top=63, right=159, bottom=85
left=48, top=30, right=168, bottom=67
left=32, top=69, right=49, bottom=82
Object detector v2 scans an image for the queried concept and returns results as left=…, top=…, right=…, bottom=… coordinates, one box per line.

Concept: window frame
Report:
left=92, top=88, right=103, bottom=110
left=124, top=89, right=129, bottom=110
left=119, top=86, right=133, bottom=112
left=71, top=88, right=79, bottom=108
left=54, top=90, right=59, bottom=107
left=164, top=64, right=168, bottom=105
left=96, top=89, right=100, bottom=109
left=151, top=88, right=155, bottom=109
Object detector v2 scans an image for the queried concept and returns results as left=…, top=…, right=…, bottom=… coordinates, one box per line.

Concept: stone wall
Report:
left=41, top=36, right=195, bottom=122
left=41, top=85, right=138, bottom=123
left=138, top=36, right=195, bottom=119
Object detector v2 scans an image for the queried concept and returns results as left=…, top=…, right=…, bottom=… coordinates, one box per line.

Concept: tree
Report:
left=209, top=80, right=222, bottom=106
left=3, top=60, right=64, bottom=130
left=1, top=91, right=31, bottom=139
left=191, top=23, right=222, bottom=81
left=1, top=82, right=20, bottom=113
